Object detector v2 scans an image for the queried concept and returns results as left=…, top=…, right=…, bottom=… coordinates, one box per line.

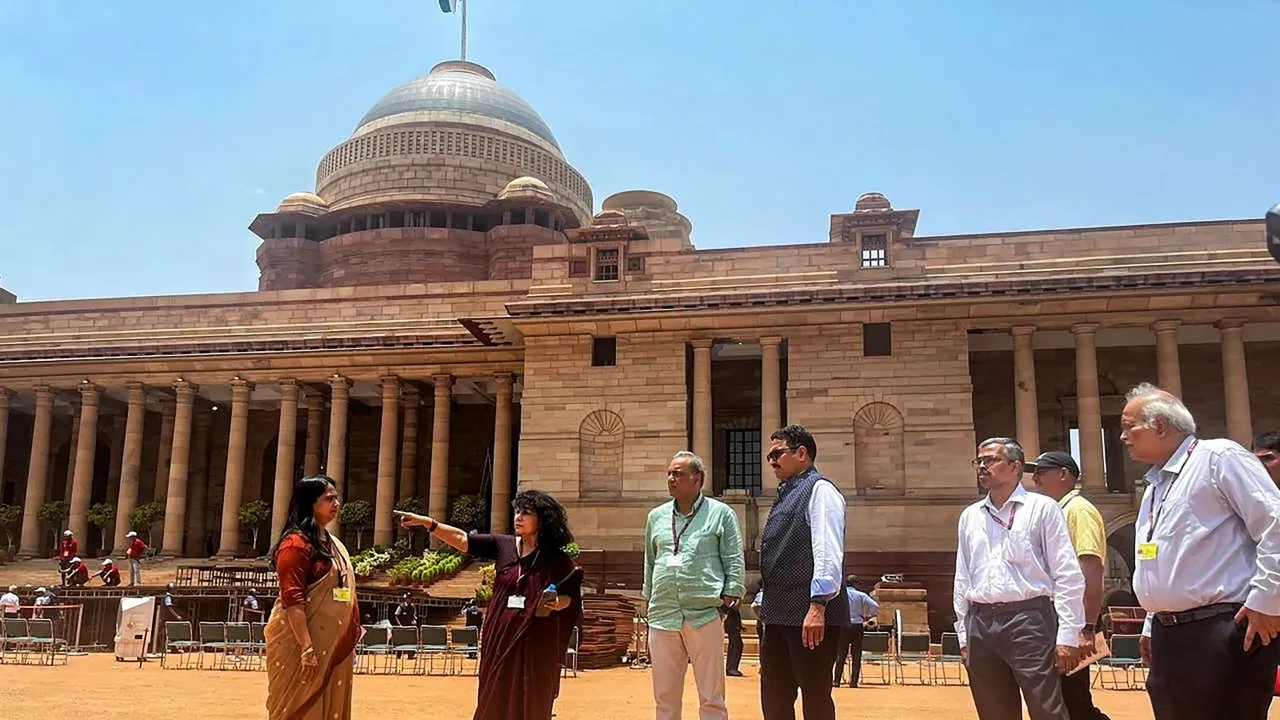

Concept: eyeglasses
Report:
left=766, top=446, right=797, bottom=463
left=971, top=456, right=1003, bottom=469
left=1257, top=452, right=1278, bottom=464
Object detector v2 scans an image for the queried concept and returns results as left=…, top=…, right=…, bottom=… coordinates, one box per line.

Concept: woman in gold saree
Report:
left=265, top=475, right=361, bottom=720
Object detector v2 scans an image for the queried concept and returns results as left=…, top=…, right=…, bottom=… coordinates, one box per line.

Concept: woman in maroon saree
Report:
left=398, top=490, right=582, bottom=720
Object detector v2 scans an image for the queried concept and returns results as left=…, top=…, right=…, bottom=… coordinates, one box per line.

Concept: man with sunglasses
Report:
left=954, top=437, right=1085, bottom=720
left=1027, top=451, right=1111, bottom=720
left=1254, top=432, right=1280, bottom=488
left=758, top=424, right=847, bottom=720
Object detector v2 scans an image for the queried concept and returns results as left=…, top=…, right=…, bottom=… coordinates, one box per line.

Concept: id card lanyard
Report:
left=1138, top=439, right=1198, bottom=561
left=671, top=496, right=707, bottom=556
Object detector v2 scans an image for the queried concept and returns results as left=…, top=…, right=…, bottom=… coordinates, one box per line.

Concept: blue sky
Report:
left=1, top=0, right=1276, bottom=301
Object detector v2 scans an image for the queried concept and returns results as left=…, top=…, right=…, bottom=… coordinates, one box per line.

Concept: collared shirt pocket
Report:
left=1003, top=527, right=1036, bottom=566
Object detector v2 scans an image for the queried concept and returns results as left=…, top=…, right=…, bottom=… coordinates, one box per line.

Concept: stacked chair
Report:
left=1, top=617, right=68, bottom=666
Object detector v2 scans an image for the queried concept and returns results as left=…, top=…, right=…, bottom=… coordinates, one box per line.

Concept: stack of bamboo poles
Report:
left=578, top=595, right=638, bottom=669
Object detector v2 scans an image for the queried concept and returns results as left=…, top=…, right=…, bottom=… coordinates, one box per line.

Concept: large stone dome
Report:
left=355, top=61, right=560, bottom=152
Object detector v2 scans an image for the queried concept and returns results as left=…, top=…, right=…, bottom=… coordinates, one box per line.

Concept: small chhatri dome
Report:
left=855, top=192, right=892, bottom=212
left=276, top=191, right=328, bottom=216
left=497, top=176, right=553, bottom=202
left=355, top=60, right=560, bottom=152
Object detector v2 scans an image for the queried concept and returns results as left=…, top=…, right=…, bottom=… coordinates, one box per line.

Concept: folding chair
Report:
left=893, top=632, right=932, bottom=685
left=1098, top=634, right=1145, bottom=690
left=357, top=626, right=393, bottom=675
left=859, top=631, right=894, bottom=685
left=224, top=622, right=256, bottom=670
left=389, top=626, right=420, bottom=675
left=250, top=623, right=268, bottom=664
left=451, top=625, right=481, bottom=676
left=930, top=632, right=968, bottom=686
left=3, top=617, right=33, bottom=664
left=418, top=625, right=451, bottom=675
left=28, top=619, right=63, bottom=666
left=162, top=622, right=200, bottom=669
left=562, top=626, right=579, bottom=678
left=198, top=622, right=228, bottom=670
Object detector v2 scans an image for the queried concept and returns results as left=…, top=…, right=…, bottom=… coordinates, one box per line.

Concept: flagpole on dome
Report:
left=439, top=0, right=467, bottom=61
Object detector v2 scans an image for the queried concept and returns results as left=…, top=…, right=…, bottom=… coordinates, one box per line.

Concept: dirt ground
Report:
left=0, top=654, right=1198, bottom=719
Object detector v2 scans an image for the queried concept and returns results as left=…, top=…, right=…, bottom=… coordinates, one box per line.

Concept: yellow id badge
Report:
left=332, top=587, right=352, bottom=603
left=1137, top=542, right=1158, bottom=561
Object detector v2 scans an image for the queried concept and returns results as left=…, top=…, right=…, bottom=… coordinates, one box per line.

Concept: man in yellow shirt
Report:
left=1028, top=451, right=1111, bottom=720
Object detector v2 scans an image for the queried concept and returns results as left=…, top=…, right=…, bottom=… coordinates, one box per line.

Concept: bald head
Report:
left=1121, top=383, right=1196, bottom=465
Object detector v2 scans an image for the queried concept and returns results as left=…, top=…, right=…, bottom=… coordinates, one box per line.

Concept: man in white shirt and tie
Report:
left=954, top=437, right=1086, bottom=720
left=1121, top=383, right=1280, bottom=718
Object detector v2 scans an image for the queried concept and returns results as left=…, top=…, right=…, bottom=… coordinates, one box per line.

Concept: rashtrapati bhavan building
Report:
left=1, top=60, right=1277, bottom=624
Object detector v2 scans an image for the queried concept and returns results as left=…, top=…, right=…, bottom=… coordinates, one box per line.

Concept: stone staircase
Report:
left=421, top=563, right=488, bottom=599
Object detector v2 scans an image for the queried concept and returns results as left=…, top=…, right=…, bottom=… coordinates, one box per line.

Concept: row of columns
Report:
left=689, top=337, right=784, bottom=494
left=8, top=373, right=518, bottom=559
left=1011, top=319, right=1254, bottom=490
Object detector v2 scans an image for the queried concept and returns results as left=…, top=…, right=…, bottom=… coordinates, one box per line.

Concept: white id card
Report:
left=507, top=595, right=526, bottom=610
left=665, top=554, right=683, bottom=568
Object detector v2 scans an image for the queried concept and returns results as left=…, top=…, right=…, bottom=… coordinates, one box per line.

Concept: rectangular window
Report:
left=863, top=322, right=892, bottom=357
left=861, top=234, right=888, bottom=268
left=370, top=214, right=387, bottom=230
left=725, top=429, right=762, bottom=495
left=569, top=258, right=590, bottom=277
left=626, top=256, right=645, bottom=273
left=594, top=247, right=620, bottom=281
left=591, top=337, right=617, bottom=367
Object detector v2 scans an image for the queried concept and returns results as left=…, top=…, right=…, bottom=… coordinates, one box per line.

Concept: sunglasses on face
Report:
left=766, top=446, right=797, bottom=463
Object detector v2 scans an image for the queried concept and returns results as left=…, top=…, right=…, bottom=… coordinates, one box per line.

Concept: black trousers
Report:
left=760, top=623, right=839, bottom=720
left=1147, top=609, right=1280, bottom=720
left=1060, top=664, right=1110, bottom=720
left=725, top=607, right=744, bottom=673
left=832, top=623, right=865, bottom=687
left=967, top=598, right=1068, bottom=720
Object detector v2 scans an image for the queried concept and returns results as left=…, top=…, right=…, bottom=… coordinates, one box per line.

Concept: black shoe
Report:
left=726, top=670, right=744, bottom=677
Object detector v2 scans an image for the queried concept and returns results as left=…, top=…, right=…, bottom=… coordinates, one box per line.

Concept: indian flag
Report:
left=439, top=0, right=456, bottom=11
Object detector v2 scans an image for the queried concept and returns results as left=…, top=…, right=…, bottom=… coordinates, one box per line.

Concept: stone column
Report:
left=1217, top=319, right=1252, bottom=446
left=1072, top=324, right=1105, bottom=491
left=153, top=400, right=176, bottom=503
left=63, top=416, right=80, bottom=505
left=303, top=394, right=324, bottom=477
left=399, top=387, right=420, bottom=502
left=104, top=417, right=125, bottom=521
left=185, top=411, right=213, bottom=557
left=691, top=340, right=713, bottom=477
left=67, top=384, right=102, bottom=542
left=216, top=379, right=253, bottom=557
left=428, top=375, right=452, bottom=524
left=324, top=376, right=350, bottom=533
left=0, top=390, right=10, bottom=502
left=113, top=383, right=147, bottom=551
left=271, top=380, right=300, bottom=544
left=1011, top=326, right=1041, bottom=460
left=161, top=380, right=198, bottom=555
left=760, top=337, right=783, bottom=495
left=491, top=374, right=514, bottom=534
left=19, top=387, right=55, bottom=556
left=373, top=376, right=400, bottom=547
left=1152, top=320, right=1182, bottom=398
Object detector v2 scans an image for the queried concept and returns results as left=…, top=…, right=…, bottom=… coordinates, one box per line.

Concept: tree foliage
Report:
left=0, top=504, right=21, bottom=551
left=87, top=503, right=116, bottom=551
left=449, top=494, right=485, bottom=532
left=129, top=502, right=165, bottom=545
left=238, top=500, right=271, bottom=555
left=339, top=499, right=374, bottom=549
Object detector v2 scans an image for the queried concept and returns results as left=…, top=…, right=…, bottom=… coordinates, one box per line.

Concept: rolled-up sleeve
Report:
left=275, top=536, right=311, bottom=608
left=807, top=480, right=846, bottom=600
left=1215, top=447, right=1280, bottom=616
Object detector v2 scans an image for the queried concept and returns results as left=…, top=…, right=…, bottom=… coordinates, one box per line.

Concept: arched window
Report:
left=853, top=402, right=906, bottom=495
left=579, top=410, right=624, bottom=497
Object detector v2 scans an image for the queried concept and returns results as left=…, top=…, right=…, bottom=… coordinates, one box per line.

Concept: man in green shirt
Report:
left=644, top=451, right=746, bottom=720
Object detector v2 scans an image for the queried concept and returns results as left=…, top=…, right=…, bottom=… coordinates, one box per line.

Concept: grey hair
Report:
left=671, top=450, right=706, bottom=480
left=978, top=437, right=1025, bottom=466
left=1125, top=382, right=1197, bottom=434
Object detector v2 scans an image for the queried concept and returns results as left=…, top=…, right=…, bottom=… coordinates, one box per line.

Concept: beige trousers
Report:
left=649, top=615, right=729, bottom=720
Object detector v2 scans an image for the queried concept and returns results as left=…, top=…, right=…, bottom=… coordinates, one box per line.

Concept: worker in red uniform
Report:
left=57, top=530, right=78, bottom=585
left=124, top=531, right=148, bottom=586
left=65, top=557, right=90, bottom=587
left=98, top=559, right=121, bottom=587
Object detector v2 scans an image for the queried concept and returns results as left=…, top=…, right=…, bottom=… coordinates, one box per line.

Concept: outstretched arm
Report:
left=396, top=511, right=469, bottom=553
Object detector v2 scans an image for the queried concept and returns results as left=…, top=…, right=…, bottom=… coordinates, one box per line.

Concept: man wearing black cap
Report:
left=1028, top=451, right=1110, bottom=720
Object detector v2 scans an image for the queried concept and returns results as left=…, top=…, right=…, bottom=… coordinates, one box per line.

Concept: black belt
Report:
left=971, top=596, right=1051, bottom=613
left=1154, top=602, right=1240, bottom=627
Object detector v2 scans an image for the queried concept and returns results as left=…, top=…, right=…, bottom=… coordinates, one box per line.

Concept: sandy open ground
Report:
left=0, top=653, right=1226, bottom=719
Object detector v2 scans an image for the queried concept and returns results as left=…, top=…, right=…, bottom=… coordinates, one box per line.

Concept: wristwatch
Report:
left=810, top=596, right=828, bottom=606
